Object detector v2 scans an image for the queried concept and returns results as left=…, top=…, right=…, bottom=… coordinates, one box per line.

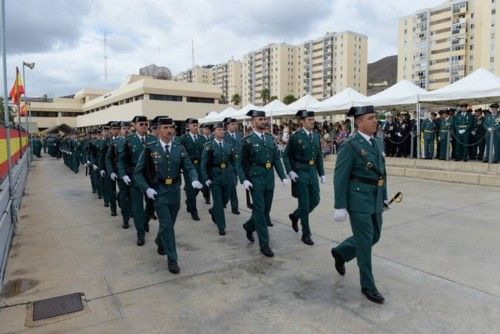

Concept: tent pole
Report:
left=416, top=101, right=421, bottom=159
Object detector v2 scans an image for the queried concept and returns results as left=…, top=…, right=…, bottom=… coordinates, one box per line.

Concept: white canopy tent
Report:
left=273, top=94, right=319, bottom=117
left=420, top=68, right=500, bottom=105
left=199, top=111, right=220, bottom=123
left=310, top=88, right=368, bottom=114
left=262, top=99, right=287, bottom=116
left=199, top=106, right=238, bottom=123
left=232, top=103, right=257, bottom=120
left=367, top=80, right=427, bottom=107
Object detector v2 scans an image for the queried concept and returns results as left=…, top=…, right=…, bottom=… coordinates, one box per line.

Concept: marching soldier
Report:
left=241, top=110, right=288, bottom=257
left=134, top=117, right=203, bottom=274
left=283, top=110, right=325, bottom=245
left=32, top=135, right=42, bottom=158
left=453, top=103, right=473, bottom=161
left=223, top=117, right=242, bottom=215
left=86, top=130, right=99, bottom=194
left=421, top=112, right=437, bottom=159
left=438, top=110, right=452, bottom=160
left=90, top=130, right=103, bottom=198
left=201, top=122, right=243, bottom=235
left=331, top=106, right=388, bottom=304
left=483, top=103, right=500, bottom=163
left=199, top=123, right=212, bottom=204
left=104, top=122, right=122, bottom=217
left=180, top=118, right=205, bottom=221
left=117, top=116, right=156, bottom=246
left=96, top=125, right=114, bottom=212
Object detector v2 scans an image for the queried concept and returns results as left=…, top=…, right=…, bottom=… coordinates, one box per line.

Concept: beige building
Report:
left=242, top=43, right=301, bottom=106
left=398, top=0, right=500, bottom=90
left=212, top=60, right=242, bottom=104
left=22, top=75, right=225, bottom=132
left=299, top=31, right=368, bottom=100
left=173, top=65, right=214, bottom=84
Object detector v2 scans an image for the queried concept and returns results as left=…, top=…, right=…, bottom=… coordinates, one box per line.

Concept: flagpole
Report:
left=16, top=72, right=22, bottom=158
left=1, top=0, right=16, bottom=223
left=22, top=65, right=29, bottom=166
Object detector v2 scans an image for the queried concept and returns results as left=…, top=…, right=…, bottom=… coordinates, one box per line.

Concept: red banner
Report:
left=0, top=127, right=29, bottom=182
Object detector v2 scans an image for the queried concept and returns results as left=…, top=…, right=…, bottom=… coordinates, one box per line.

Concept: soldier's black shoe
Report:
left=301, top=235, right=314, bottom=245
left=361, top=288, right=385, bottom=304
left=208, top=208, right=215, bottom=224
left=232, top=209, right=240, bottom=215
left=122, top=222, right=130, bottom=229
left=157, top=245, right=166, bottom=255
left=168, top=261, right=180, bottom=274
left=331, top=248, right=345, bottom=276
left=243, top=224, right=254, bottom=242
left=289, top=213, right=299, bottom=233
left=266, top=220, right=274, bottom=227
left=104, top=203, right=110, bottom=207
left=98, top=195, right=102, bottom=199
left=111, top=211, right=117, bottom=216
left=260, top=247, right=274, bottom=257
left=144, top=222, right=150, bottom=233
left=136, top=239, right=145, bottom=246
left=191, top=212, right=200, bottom=221
left=219, top=229, right=226, bottom=236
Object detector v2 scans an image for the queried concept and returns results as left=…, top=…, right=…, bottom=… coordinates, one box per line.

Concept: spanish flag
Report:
left=9, top=67, right=25, bottom=104
left=19, top=102, right=29, bottom=116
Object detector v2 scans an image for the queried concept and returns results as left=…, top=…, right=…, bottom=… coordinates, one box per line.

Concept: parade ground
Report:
left=0, top=157, right=499, bottom=333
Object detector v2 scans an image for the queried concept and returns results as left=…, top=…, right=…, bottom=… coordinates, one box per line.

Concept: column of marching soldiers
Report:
left=54, top=111, right=330, bottom=277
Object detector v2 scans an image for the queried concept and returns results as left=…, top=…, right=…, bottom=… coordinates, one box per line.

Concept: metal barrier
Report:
left=0, top=128, right=29, bottom=284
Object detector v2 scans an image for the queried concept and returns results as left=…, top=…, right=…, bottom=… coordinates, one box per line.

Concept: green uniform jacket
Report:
left=334, top=132, right=387, bottom=214
left=439, top=117, right=452, bottom=141
left=421, top=119, right=436, bottom=139
left=240, top=132, right=286, bottom=191
left=453, top=112, right=473, bottom=135
left=483, top=112, right=500, bottom=133
left=105, top=136, right=123, bottom=174
left=134, top=140, right=198, bottom=204
left=282, top=129, right=324, bottom=197
left=95, top=137, right=110, bottom=171
left=200, top=139, right=244, bottom=185
left=180, top=133, right=205, bottom=182
left=117, top=133, right=156, bottom=178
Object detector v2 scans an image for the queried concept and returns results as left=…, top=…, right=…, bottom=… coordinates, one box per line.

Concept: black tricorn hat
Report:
left=120, top=121, right=130, bottom=127
left=346, top=106, right=375, bottom=118
left=186, top=118, right=199, bottom=124
left=246, top=110, right=266, bottom=118
left=110, top=121, right=120, bottom=128
left=157, top=117, right=173, bottom=125
left=223, top=117, right=237, bottom=123
left=102, top=125, right=110, bottom=130
left=150, top=116, right=166, bottom=126
left=200, top=123, right=211, bottom=129
left=131, top=115, right=148, bottom=123
left=295, top=109, right=315, bottom=118
left=213, top=122, right=225, bottom=129
left=490, top=103, right=499, bottom=108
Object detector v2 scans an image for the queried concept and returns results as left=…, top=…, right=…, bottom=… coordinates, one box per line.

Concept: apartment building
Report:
left=398, top=0, right=500, bottom=90
left=212, top=60, right=242, bottom=104
left=299, top=31, right=368, bottom=101
left=173, top=65, right=214, bottom=84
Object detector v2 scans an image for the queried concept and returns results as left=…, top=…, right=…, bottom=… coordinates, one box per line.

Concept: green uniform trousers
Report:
left=222, top=173, right=239, bottom=210
left=184, top=182, right=200, bottom=215
left=293, top=181, right=320, bottom=237
left=244, top=188, right=274, bottom=250
left=210, top=183, right=230, bottom=232
left=439, top=134, right=449, bottom=160
left=154, top=201, right=180, bottom=262
left=455, top=133, right=469, bottom=160
left=484, top=132, right=500, bottom=162
left=117, top=179, right=131, bottom=224
left=100, top=175, right=111, bottom=206
left=335, top=212, right=383, bottom=292
left=130, top=185, right=149, bottom=240
left=424, top=137, right=435, bottom=159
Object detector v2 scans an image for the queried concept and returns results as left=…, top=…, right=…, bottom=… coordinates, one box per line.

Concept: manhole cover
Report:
left=32, top=293, right=83, bottom=321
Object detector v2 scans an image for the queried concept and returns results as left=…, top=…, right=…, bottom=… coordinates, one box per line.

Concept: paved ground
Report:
left=1, top=156, right=500, bottom=333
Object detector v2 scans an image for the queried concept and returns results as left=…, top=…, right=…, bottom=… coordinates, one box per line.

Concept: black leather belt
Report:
left=161, top=177, right=179, bottom=186
left=253, top=162, right=273, bottom=169
left=191, top=159, right=200, bottom=165
left=350, top=176, right=385, bottom=187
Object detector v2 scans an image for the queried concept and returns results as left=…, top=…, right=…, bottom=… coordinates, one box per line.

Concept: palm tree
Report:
left=260, top=88, right=271, bottom=105
left=283, top=95, right=297, bottom=105
left=219, top=94, right=228, bottom=104
left=231, top=93, right=241, bottom=106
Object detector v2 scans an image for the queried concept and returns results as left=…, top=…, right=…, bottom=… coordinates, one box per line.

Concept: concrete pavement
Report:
left=1, top=156, right=499, bottom=333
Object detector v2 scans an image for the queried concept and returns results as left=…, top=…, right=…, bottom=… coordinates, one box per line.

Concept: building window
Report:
left=60, top=112, right=75, bottom=117
left=186, top=97, right=215, bottom=104
left=32, top=111, right=58, bottom=117
left=149, top=94, right=182, bottom=102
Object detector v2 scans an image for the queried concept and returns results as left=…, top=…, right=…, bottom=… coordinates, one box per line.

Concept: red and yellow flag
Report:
left=9, top=67, right=25, bottom=104
left=19, top=102, right=29, bottom=116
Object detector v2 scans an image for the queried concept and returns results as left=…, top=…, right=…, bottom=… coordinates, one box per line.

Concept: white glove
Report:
left=243, top=180, right=253, bottom=190
left=205, top=180, right=212, bottom=187
left=86, top=160, right=91, bottom=166
left=100, top=170, right=106, bottom=177
left=282, top=179, right=289, bottom=186
left=384, top=200, right=390, bottom=211
left=68, top=152, right=72, bottom=155
left=320, top=175, right=326, bottom=184
left=122, top=175, right=131, bottom=185
left=92, top=164, right=98, bottom=171
left=146, top=188, right=157, bottom=200
left=397, top=132, right=402, bottom=137
left=110, top=173, right=117, bottom=181
left=289, top=171, right=298, bottom=182
left=192, top=180, right=203, bottom=189
left=458, top=129, right=465, bottom=135
left=471, top=131, right=476, bottom=135
left=334, top=208, right=348, bottom=222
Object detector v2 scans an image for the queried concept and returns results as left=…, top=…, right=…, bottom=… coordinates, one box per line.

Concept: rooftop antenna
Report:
left=191, top=38, right=195, bottom=69
left=104, top=32, right=108, bottom=82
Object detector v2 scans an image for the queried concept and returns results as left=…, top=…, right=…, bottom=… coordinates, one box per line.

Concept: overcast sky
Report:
left=3, top=0, right=442, bottom=97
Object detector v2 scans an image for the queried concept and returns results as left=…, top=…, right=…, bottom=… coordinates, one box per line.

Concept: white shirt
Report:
left=137, top=134, right=145, bottom=142
left=253, top=130, right=265, bottom=140
left=357, top=130, right=374, bottom=145
left=159, top=139, right=171, bottom=153
left=214, top=138, right=224, bottom=147
left=190, top=133, right=198, bottom=141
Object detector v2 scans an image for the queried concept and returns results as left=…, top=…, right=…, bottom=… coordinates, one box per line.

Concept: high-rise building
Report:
left=212, top=60, right=242, bottom=104
left=398, top=0, right=500, bottom=90
left=173, top=65, right=214, bottom=84
left=299, top=31, right=368, bottom=101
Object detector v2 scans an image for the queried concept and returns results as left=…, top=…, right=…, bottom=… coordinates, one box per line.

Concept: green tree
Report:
left=260, top=88, right=271, bottom=105
left=269, top=96, right=278, bottom=102
left=283, top=95, right=297, bottom=105
left=230, top=93, right=241, bottom=106
left=218, top=94, right=228, bottom=104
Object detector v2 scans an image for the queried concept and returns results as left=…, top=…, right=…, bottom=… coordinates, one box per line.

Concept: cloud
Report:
left=5, top=0, right=91, bottom=54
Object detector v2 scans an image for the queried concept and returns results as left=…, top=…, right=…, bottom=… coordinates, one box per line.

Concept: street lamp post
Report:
left=22, top=61, right=35, bottom=167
